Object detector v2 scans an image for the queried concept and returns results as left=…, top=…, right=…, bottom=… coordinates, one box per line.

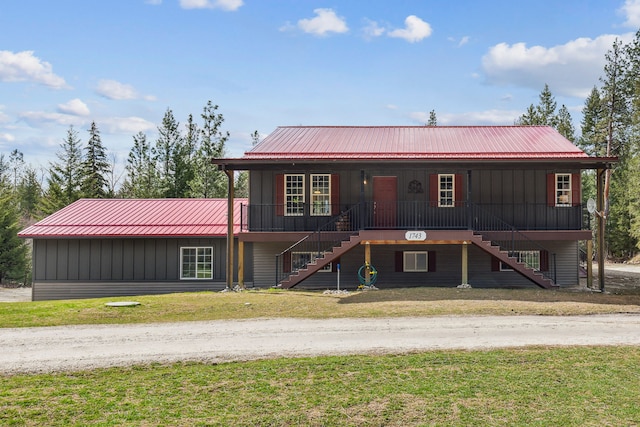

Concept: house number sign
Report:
left=405, top=231, right=427, bottom=241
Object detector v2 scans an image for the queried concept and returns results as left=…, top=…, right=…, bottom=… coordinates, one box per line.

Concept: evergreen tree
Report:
left=578, top=87, right=607, bottom=156
left=8, top=149, right=24, bottom=192
left=516, top=84, right=559, bottom=126
left=174, top=114, right=199, bottom=198
left=0, top=189, right=28, bottom=284
left=154, top=108, right=183, bottom=198
left=40, top=126, right=84, bottom=214
left=123, top=132, right=160, bottom=198
left=599, top=38, right=634, bottom=258
left=189, top=101, right=229, bottom=198
left=555, top=105, right=576, bottom=142
left=81, top=121, right=110, bottom=198
left=427, top=110, right=437, bottom=126
left=17, top=166, right=43, bottom=219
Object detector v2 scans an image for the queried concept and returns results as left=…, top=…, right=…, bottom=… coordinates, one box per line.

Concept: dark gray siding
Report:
left=252, top=240, right=578, bottom=291
left=248, top=167, right=583, bottom=232
left=31, top=237, right=253, bottom=301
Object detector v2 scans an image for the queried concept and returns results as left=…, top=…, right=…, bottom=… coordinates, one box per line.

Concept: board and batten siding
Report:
left=31, top=237, right=252, bottom=301
left=252, top=240, right=579, bottom=290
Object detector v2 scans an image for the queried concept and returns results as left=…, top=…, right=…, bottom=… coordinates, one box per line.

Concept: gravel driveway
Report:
left=2, top=314, right=640, bottom=375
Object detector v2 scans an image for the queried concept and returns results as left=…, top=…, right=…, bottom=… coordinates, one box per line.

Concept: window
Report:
left=285, top=174, right=305, bottom=216
left=181, top=247, right=213, bottom=279
left=438, top=174, right=454, bottom=207
left=403, top=251, right=429, bottom=272
left=555, top=173, right=571, bottom=206
left=311, top=174, right=331, bottom=216
left=291, top=252, right=332, bottom=272
left=500, top=251, right=540, bottom=271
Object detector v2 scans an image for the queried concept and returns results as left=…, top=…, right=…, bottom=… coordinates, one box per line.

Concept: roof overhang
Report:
left=213, top=156, right=618, bottom=171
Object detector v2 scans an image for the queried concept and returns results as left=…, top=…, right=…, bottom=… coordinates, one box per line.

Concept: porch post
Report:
left=238, top=239, right=245, bottom=289
left=364, top=241, right=371, bottom=286
left=597, top=168, right=605, bottom=292
left=586, top=238, right=593, bottom=289
left=225, top=169, right=235, bottom=291
left=461, top=242, right=469, bottom=286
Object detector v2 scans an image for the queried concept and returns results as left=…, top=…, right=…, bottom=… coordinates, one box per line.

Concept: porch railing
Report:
left=242, top=201, right=583, bottom=232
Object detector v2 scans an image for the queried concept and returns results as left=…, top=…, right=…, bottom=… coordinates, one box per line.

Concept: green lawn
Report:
left=2, top=288, right=640, bottom=426
left=2, top=287, right=640, bottom=328
left=2, top=347, right=639, bottom=426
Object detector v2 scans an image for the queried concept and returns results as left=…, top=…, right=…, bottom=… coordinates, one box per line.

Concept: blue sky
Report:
left=1, top=0, right=639, bottom=172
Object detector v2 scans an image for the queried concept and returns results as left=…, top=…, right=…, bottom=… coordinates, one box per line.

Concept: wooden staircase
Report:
left=469, top=232, right=555, bottom=289
left=278, top=232, right=363, bottom=289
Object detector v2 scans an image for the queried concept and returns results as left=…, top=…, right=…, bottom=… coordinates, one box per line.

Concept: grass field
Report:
left=2, top=288, right=640, bottom=426
left=2, top=346, right=640, bottom=426
left=1, top=287, right=640, bottom=328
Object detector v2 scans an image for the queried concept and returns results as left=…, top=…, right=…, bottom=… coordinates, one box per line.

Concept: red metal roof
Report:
left=18, top=198, right=247, bottom=238
left=244, top=126, right=588, bottom=160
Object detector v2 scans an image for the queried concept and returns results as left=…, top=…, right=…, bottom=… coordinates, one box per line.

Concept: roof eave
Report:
left=213, top=156, right=618, bottom=170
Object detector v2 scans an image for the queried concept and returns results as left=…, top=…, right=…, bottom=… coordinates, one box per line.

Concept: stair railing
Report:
left=275, top=204, right=361, bottom=286
left=469, top=202, right=557, bottom=284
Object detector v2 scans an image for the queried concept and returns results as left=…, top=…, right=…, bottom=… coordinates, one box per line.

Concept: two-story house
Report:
left=215, top=125, right=614, bottom=290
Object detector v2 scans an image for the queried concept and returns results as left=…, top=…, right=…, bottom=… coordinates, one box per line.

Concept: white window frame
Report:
left=500, top=250, right=540, bottom=272
left=555, top=173, right=572, bottom=207
left=291, top=251, right=332, bottom=273
left=403, top=251, right=429, bottom=272
left=285, top=174, right=305, bottom=216
left=438, top=174, right=455, bottom=207
left=180, top=247, right=213, bottom=280
left=310, top=174, right=331, bottom=216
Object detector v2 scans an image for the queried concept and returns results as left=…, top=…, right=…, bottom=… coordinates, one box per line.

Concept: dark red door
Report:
left=373, top=176, right=397, bottom=228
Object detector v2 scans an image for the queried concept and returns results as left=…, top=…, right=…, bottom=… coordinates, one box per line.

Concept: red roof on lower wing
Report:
left=18, top=198, right=247, bottom=238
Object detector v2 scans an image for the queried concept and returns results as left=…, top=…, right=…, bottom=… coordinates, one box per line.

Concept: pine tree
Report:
left=578, top=87, right=608, bottom=156
left=189, top=101, right=229, bottom=198
left=81, top=121, right=110, bottom=198
left=40, top=126, right=84, bottom=214
left=427, top=110, right=437, bottom=126
left=154, top=108, right=183, bottom=198
left=516, top=84, right=561, bottom=127
left=0, top=188, right=28, bottom=284
left=123, top=132, right=160, bottom=198
left=17, top=166, right=43, bottom=218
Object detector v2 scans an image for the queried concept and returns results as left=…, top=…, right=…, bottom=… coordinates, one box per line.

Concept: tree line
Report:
left=0, top=100, right=249, bottom=284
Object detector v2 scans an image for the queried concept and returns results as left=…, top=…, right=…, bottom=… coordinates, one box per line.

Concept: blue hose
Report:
left=358, top=263, right=378, bottom=286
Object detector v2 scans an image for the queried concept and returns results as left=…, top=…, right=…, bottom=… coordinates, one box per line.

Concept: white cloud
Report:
left=297, top=8, right=348, bottom=36
left=57, top=99, right=90, bottom=116
left=145, top=0, right=162, bottom=4
left=19, top=111, right=86, bottom=127
left=101, top=116, right=156, bottom=134
left=0, top=50, right=68, bottom=89
left=0, top=132, right=15, bottom=143
left=481, top=33, right=635, bottom=98
left=95, top=79, right=139, bottom=100
left=179, top=0, right=243, bottom=11
left=620, top=0, right=640, bottom=27
left=362, top=19, right=385, bottom=40
left=410, top=109, right=522, bottom=125
left=388, top=15, right=432, bottom=43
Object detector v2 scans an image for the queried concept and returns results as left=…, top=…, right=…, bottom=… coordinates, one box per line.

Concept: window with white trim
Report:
left=181, top=247, right=213, bottom=279
left=555, top=173, right=571, bottom=206
left=438, top=174, right=454, bottom=207
left=285, top=174, right=305, bottom=216
left=500, top=250, right=540, bottom=271
left=291, top=252, right=332, bottom=272
left=403, top=251, right=429, bottom=272
left=311, top=174, right=331, bottom=216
